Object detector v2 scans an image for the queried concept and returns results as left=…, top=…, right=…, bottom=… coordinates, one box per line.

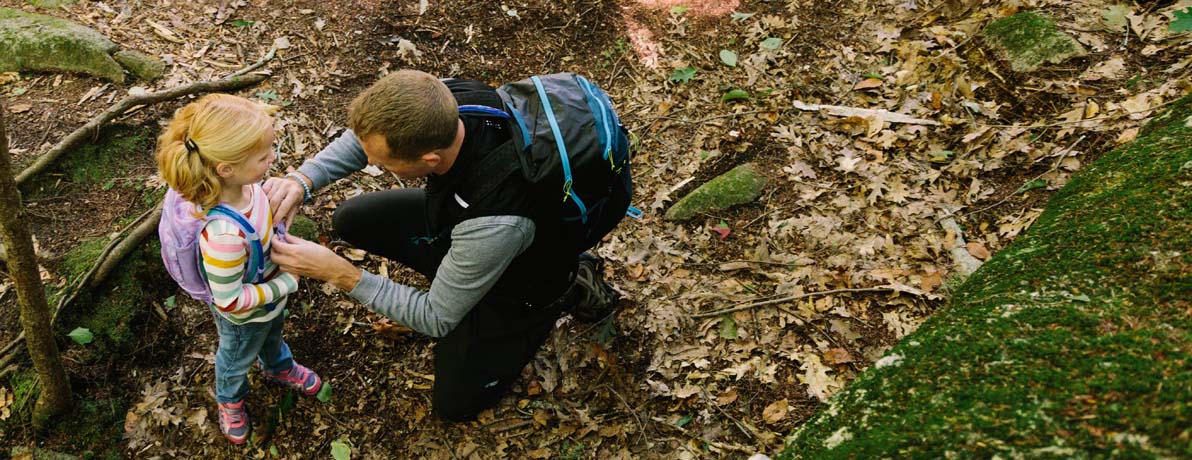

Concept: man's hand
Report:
left=271, top=234, right=363, bottom=292
left=263, top=174, right=308, bottom=227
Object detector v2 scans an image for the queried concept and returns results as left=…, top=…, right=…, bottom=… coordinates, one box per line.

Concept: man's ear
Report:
left=215, top=163, right=235, bottom=178
left=421, top=152, right=441, bottom=168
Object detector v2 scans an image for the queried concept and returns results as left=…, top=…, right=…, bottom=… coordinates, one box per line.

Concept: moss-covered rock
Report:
left=288, top=214, right=319, bottom=241
left=26, top=0, right=78, bottom=8
left=665, top=163, right=767, bottom=221
left=983, top=12, right=1087, bottom=73
left=112, top=50, right=165, bottom=81
left=779, top=96, right=1192, bottom=458
left=0, top=7, right=124, bottom=82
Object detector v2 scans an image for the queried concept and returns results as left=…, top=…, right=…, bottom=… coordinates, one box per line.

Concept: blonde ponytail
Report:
left=155, top=94, right=277, bottom=211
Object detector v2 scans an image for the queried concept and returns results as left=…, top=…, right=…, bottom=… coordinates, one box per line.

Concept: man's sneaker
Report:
left=216, top=400, right=250, bottom=444
left=263, top=362, right=323, bottom=396
left=569, top=253, right=620, bottom=323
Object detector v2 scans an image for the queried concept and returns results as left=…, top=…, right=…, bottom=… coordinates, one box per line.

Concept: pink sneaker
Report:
left=216, top=400, right=250, bottom=444
left=264, top=362, right=323, bottom=396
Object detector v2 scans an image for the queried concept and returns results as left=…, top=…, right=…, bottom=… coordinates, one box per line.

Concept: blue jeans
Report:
left=210, top=305, right=293, bottom=403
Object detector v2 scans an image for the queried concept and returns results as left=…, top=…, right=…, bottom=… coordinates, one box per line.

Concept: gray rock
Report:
left=982, top=12, right=1087, bottom=73
left=665, top=163, right=768, bottom=221
left=113, top=50, right=165, bottom=81
left=0, top=7, right=124, bottom=82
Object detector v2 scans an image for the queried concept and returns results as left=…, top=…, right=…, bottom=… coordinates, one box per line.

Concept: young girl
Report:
left=156, top=94, right=322, bottom=444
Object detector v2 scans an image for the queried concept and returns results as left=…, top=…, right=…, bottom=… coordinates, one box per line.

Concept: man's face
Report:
left=360, top=133, right=436, bottom=179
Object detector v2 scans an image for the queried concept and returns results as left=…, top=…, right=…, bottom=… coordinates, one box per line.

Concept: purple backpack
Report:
left=158, top=189, right=267, bottom=304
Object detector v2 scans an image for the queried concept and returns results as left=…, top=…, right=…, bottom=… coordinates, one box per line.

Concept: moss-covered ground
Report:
left=780, top=97, right=1192, bottom=458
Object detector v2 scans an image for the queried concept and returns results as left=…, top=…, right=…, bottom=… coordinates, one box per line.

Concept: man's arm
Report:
left=350, top=215, right=535, bottom=338
left=266, top=129, right=370, bottom=223
left=295, top=129, right=370, bottom=191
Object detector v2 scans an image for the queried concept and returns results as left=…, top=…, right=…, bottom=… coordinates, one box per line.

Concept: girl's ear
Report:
left=215, top=162, right=235, bottom=178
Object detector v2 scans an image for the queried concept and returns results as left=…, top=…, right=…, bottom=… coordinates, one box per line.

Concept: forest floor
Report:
left=1, top=0, right=1190, bottom=459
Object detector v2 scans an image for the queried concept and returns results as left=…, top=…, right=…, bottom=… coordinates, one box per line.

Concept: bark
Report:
left=0, top=101, right=72, bottom=427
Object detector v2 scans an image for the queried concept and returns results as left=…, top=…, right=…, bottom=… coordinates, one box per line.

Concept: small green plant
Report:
left=229, top=19, right=254, bottom=27
left=559, top=440, right=585, bottom=460
left=669, top=66, right=696, bottom=83
left=1170, top=7, right=1192, bottom=32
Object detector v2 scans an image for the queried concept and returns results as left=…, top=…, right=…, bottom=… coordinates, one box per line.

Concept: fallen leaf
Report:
left=852, top=78, right=883, bottom=90
left=762, top=399, right=788, bottom=423
left=966, top=241, right=991, bottom=260
left=823, top=347, right=854, bottom=365
left=716, top=388, right=739, bottom=406
left=8, top=103, right=31, bottom=114
left=343, top=248, right=367, bottom=261
left=710, top=221, right=731, bottom=239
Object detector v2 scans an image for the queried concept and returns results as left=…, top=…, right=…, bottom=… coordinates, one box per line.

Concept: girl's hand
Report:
left=263, top=175, right=305, bottom=226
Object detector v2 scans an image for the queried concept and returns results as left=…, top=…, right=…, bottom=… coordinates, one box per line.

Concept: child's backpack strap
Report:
left=205, top=205, right=267, bottom=284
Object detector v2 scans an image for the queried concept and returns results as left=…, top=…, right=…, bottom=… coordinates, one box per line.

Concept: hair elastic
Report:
left=183, top=138, right=199, bottom=154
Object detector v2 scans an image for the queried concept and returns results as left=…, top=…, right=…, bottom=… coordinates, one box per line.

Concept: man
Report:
left=266, top=70, right=621, bottom=421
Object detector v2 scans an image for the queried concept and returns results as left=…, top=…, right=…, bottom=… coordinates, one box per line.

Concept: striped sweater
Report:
left=199, top=184, right=298, bottom=324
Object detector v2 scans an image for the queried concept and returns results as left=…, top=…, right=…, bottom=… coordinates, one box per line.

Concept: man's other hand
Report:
left=263, top=175, right=306, bottom=226
left=271, top=234, right=363, bottom=292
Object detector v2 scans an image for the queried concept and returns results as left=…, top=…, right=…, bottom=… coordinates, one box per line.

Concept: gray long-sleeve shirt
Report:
left=297, top=130, right=535, bottom=338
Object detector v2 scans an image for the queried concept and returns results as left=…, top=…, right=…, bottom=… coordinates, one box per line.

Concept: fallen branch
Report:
left=223, top=46, right=277, bottom=79
left=15, top=73, right=269, bottom=185
left=691, top=287, right=897, bottom=319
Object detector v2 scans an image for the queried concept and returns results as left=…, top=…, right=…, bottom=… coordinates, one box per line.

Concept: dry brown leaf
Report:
left=1116, top=127, right=1139, bottom=144
left=824, top=347, right=854, bottom=365
left=716, top=388, right=739, bottom=406
left=853, top=78, right=883, bottom=90
left=966, top=241, right=991, bottom=260
left=8, top=103, right=31, bottom=114
left=762, top=399, right=789, bottom=424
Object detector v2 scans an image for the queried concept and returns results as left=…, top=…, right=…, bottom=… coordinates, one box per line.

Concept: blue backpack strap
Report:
left=207, top=205, right=267, bottom=284
left=457, top=104, right=510, bottom=119
left=531, top=76, right=589, bottom=222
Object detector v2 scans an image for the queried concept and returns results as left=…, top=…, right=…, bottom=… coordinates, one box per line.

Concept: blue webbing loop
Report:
left=207, top=205, right=266, bottom=283
left=626, top=206, right=643, bottom=219
left=531, top=76, right=578, bottom=208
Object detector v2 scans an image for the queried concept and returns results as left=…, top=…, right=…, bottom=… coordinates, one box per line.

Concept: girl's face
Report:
left=224, top=134, right=276, bottom=186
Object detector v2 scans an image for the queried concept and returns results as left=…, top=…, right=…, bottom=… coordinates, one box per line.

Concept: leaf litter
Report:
left=1, top=0, right=1190, bottom=458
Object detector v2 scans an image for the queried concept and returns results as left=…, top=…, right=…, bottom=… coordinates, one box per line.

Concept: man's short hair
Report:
left=348, top=70, right=458, bottom=161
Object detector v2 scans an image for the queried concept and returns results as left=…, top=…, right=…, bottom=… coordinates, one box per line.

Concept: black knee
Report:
left=331, top=197, right=369, bottom=246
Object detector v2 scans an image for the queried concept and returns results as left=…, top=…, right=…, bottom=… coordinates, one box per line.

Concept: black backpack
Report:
left=456, top=73, right=638, bottom=254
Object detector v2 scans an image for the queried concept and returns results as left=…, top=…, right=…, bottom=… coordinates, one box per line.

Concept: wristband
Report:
left=285, top=172, right=312, bottom=202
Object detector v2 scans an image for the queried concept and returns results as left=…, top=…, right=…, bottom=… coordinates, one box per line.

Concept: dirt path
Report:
left=1, top=0, right=1189, bottom=458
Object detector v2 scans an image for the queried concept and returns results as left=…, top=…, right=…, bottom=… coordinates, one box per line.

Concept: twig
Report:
left=605, top=383, right=649, bottom=449
left=649, top=416, right=753, bottom=453
left=223, top=46, right=278, bottom=79
left=691, top=287, right=897, bottom=319
left=489, top=418, right=533, bottom=433
left=15, top=74, right=269, bottom=185
left=699, top=388, right=757, bottom=441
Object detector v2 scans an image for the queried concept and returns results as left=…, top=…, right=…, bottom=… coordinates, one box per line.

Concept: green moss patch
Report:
left=780, top=96, right=1192, bottom=458
left=665, top=162, right=768, bottom=221
left=61, top=238, right=172, bottom=358
left=982, top=12, right=1087, bottom=72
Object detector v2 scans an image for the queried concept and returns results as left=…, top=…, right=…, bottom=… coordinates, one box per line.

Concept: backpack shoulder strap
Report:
left=205, top=205, right=267, bottom=284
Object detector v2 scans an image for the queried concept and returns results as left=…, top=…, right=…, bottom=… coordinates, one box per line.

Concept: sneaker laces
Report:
left=220, top=402, right=245, bottom=426
left=573, top=259, right=615, bottom=310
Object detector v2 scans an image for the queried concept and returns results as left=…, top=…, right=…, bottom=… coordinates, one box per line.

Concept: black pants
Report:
left=333, top=189, right=565, bottom=421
